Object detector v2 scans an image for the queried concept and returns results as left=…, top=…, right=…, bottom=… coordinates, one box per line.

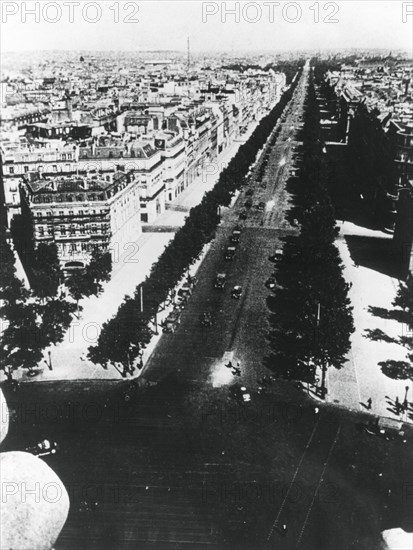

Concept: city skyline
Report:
left=1, top=1, right=412, bottom=54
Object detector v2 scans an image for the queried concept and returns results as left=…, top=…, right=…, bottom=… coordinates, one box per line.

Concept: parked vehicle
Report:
left=187, top=275, right=198, bottom=288
left=176, top=286, right=191, bottom=305
left=224, top=246, right=236, bottom=261
left=364, top=417, right=406, bottom=441
left=269, top=249, right=283, bottom=262
left=162, top=311, right=181, bottom=333
left=231, top=285, right=242, bottom=299
left=265, top=277, right=277, bottom=289
left=27, top=370, right=40, bottom=378
left=214, top=273, right=227, bottom=289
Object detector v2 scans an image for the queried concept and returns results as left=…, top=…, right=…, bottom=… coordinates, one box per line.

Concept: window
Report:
left=79, top=210, right=83, bottom=216
left=91, top=224, right=97, bottom=233
left=9, top=167, right=14, bottom=174
left=59, top=211, right=64, bottom=216
left=70, top=226, right=75, bottom=235
left=62, top=154, right=66, bottom=161
left=53, top=165, right=58, bottom=172
left=24, top=166, right=29, bottom=173
left=60, top=226, right=66, bottom=235
left=69, top=210, right=74, bottom=215
left=38, top=227, right=44, bottom=236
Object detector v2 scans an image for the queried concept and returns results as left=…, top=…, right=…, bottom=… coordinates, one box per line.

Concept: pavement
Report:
left=328, top=221, right=413, bottom=422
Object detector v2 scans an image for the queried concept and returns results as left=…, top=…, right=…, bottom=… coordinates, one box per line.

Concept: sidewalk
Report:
left=7, top=110, right=270, bottom=383
left=328, top=221, right=412, bottom=422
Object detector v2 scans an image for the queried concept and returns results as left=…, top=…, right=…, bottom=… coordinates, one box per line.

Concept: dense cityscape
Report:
left=0, top=3, right=413, bottom=549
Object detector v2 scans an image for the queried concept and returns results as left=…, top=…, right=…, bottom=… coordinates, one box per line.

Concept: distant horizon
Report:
left=1, top=47, right=411, bottom=57
left=1, top=1, right=412, bottom=54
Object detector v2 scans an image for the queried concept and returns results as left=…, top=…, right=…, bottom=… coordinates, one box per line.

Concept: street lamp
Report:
left=404, top=385, right=409, bottom=409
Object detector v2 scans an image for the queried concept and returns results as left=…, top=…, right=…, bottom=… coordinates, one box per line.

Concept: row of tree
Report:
left=1, top=221, right=112, bottom=376
left=0, top=227, right=76, bottom=376
left=88, top=67, right=304, bottom=376
left=265, top=68, right=354, bottom=397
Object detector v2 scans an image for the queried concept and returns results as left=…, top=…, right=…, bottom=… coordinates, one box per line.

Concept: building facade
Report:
left=20, top=171, right=141, bottom=270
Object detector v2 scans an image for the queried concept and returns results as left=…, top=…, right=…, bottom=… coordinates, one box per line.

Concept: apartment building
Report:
left=78, top=136, right=165, bottom=223
left=0, top=140, right=79, bottom=223
left=20, top=171, right=141, bottom=270
left=152, top=131, right=186, bottom=202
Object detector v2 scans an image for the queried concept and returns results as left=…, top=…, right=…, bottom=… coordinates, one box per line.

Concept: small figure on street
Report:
left=367, top=397, right=372, bottom=410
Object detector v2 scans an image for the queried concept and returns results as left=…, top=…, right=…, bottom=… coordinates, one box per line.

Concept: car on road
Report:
left=269, top=249, right=283, bottom=262
left=224, top=246, right=236, bottom=261
left=187, top=275, right=198, bottom=288
left=200, top=312, right=213, bottom=328
left=176, top=286, right=191, bottom=305
left=214, top=273, right=227, bottom=290
left=229, top=387, right=242, bottom=403
left=231, top=285, right=242, bottom=299
left=26, top=439, right=59, bottom=457
left=27, top=370, right=41, bottom=378
left=265, top=277, right=277, bottom=290
left=364, top=417, right=406, bottom=441
left=230, top=227, right=242, bottom=243
left=162, top=311, right=181, bottom=333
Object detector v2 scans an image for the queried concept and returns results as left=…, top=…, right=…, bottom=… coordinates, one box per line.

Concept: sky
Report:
left=1, top=1, right=412, bottom=54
